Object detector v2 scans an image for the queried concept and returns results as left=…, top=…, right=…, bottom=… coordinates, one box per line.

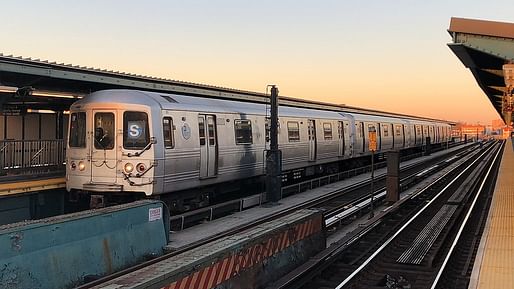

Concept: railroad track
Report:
left=270, top=140, right=503, bottom=289
left=78, top=143, right=477, bottom=288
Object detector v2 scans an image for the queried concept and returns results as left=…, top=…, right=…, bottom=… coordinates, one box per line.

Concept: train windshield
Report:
left=123, top=111, right=149, bottom=149
left=94, top=112, right=115, bottom=150
left=69, top=112, right=86, bottom=148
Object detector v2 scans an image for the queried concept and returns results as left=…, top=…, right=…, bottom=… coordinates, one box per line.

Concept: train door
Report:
left=198, top=114, right=218, bottom=178
left=91, top=110, right=117, bottom=183
left=338, top=121, right=344, bottom=157
left=404, top=124, right=410, bottom=147
left=308, top=119, right=316, bottom=161
left=377, top=123, right=382, bottom=150
left=402, top=125, right=406, bottom=147
left=413, top=125, right=417, bottom=145
left=343, top=121, right=351, bottom=156
left=391, top=124, right=395, bottom=149
left=354, top=122, right=365, bottom=153
left=422, top=126, right=428, bottom=145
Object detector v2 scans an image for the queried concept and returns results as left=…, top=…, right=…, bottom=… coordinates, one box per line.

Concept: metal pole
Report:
left=266, top=85, right=282, bottom=204
left=270, top=86, right=278, bottom=152
left=369, top=150, right=375, bottom=219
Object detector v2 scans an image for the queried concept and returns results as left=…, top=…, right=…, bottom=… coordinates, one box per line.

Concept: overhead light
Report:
left=31, top=91, right=82, bottom=99
left=26, top=109, right=57, bottom=114
left=1, top=86, right=84, bottom=99
left=0, top=86, right=17, bottom=93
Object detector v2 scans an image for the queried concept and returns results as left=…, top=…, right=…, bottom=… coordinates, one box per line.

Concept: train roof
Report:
left=74, top=90, right=347, bottom=120
left=348, top=113, right=450, bottom=125
left=73, top=89, right=454, bottom=124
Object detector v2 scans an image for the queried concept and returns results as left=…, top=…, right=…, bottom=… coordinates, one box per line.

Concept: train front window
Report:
left=123, top=111, right=149, bottom=149
left=94, top=112, right=115, bottom=150
left=69, top=112, right=86, bottom=148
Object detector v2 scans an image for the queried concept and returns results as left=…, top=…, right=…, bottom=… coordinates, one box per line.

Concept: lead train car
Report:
left=66, top=89, right=451, bottom=209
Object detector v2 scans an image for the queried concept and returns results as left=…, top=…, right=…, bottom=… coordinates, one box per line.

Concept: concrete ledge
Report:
left=0, top=200, right=169, bottom=289
left=94, top=209, right=325, bottom=289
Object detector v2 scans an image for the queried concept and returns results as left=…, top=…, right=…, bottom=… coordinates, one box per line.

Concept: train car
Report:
left=66, top=89, right=452, bottom=210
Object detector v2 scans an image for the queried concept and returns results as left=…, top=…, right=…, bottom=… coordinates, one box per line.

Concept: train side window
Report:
left=69, top=112, right=86, bottom=148
left=383, top=125, right=389, bottom=137
left=198, top=117, right=206, bottom=146
left=163, top=117, right=174, bottom=149
left=416, top=125, right=422, bottom=136
left=395, top=125, right=402, bottom=136
left=287, top=121, right=300, bottom=142
left=207, top=116, right=216, bottom=146
left=368, top=124, right=376, bottom=132
left=235, top=120, right=253, bottom=144
left=323, top=123, right=333, bottom=140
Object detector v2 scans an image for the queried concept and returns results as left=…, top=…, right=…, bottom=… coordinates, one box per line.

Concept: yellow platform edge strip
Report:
left=0, top=177, right=66, bottom=196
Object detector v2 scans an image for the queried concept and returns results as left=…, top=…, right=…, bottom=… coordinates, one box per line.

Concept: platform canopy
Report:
left=0, top=53, right=452, bottom=123
left=448, top=17, right=514, bottom=125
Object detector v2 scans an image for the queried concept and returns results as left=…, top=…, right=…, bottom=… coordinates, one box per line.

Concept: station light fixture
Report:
left=0, top=85, right=17, bottom=93
left=26, top=109, right=57, bottom=114
left=31, top=91, right=82, bottom=99
left=0, top=86, right=84, bottom=99
left=502, top=64, right=514, bottom=113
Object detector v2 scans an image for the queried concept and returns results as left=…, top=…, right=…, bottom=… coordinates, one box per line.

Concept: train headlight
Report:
left=124, top=162, right=134, bottom=174
left=136, top=163, right=146, bottom=173
left=70, top=161, right=76, bottom=170
left=78, top=161, right=86, bottom=171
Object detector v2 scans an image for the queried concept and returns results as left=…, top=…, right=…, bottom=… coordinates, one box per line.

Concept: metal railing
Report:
left=0, top=139, right=66, bottom=175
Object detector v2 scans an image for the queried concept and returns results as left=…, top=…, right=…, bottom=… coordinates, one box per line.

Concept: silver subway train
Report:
left=66, top=89, right=452, bottom=209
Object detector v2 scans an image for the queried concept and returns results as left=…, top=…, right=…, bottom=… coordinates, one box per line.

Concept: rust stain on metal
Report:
left=161, top=216, right=323, bottom=289
left=102, top=239, right=113, bottom=274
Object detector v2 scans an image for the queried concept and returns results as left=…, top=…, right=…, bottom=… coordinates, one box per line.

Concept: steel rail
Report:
left=334, top=143, right=498, bottom=289
left=324, top=144, right=483, bottom=227
left=430, top=141, right=504, bottom=289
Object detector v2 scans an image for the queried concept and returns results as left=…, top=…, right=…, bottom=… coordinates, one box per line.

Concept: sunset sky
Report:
left=2, top=0, right=512, bottom=124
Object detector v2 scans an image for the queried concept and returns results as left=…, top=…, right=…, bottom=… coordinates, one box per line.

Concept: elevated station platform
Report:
left=0, top=175, right=65, bottom=197
left=0, top=174, right=66, bottom=225
left=469, top=138, right=514, bottom=289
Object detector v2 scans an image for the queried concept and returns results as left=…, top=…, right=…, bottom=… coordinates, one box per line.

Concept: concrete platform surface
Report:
left=470, top=139, right=514, bottom=289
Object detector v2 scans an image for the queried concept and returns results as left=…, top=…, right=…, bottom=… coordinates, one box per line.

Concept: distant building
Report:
left=460, top=124, right=486, bottom=140
left=492, top=119, right=505, bottom=131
